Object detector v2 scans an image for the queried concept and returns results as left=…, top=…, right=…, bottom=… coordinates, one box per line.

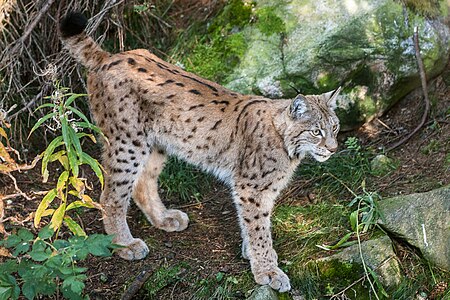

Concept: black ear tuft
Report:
left=60, top=12, right=88, bottom=38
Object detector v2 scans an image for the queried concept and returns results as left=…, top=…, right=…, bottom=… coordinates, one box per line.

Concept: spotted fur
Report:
left=60, top=12, right=340, bottom=292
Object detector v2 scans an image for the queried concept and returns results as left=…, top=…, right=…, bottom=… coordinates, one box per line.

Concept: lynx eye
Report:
left=332, top=124, right=338, bottom=132
left=311, top=129, right=322, bottom=137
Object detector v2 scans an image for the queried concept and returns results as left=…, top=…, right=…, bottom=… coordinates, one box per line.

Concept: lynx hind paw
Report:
left=158, top=209, right=189, bottom=232
left=254, top=266, right=291, bottom=292
left=115, top=238, right=149, bottom=260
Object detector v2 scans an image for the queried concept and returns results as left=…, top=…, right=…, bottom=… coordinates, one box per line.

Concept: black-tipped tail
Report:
left=60, top=12, right=88, bottom=38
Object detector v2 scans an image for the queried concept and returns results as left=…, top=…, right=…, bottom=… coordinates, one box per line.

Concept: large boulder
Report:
left=181, top=0, right=450, bottom=130
left=377, top=186, right=450, bottom=271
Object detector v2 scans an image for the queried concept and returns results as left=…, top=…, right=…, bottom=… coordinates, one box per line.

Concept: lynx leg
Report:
left=233, top=182, right=291, bottom=292
left=100, top=145, right=149, bottom=260
left=132, top=148, right=189, bottom=232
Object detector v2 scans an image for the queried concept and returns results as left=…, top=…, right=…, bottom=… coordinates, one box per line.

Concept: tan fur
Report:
left=61, top=29, right=340, bottom=292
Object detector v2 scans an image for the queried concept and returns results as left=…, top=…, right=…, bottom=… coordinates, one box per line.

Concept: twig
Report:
left=120, top=266, right=154, bottom=300
left=4, top=173, right=32, bottom=201
left=386, top=26, right=430, bottom=152
left=0, top=193, right=24, bottom=201
left=6, top=86, right=47, bottom=121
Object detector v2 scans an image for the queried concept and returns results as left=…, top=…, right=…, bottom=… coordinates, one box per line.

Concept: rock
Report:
left=371, top=154, right=396, bottom=176
left=181, top=0, right=450, bottom=130
left=377, top=186, right=450, bottom=271
left=248, top=285, right=279, bottom=300
left=315, top=235, right=403, bottom=291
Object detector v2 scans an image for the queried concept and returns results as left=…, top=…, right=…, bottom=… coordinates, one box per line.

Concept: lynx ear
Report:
left=323, top=87, right=341, bottom=110
left=290, top=95, right=308, bottom=119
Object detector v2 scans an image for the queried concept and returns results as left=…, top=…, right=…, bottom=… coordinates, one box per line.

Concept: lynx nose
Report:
left=328, top=145, right=338, bottom=153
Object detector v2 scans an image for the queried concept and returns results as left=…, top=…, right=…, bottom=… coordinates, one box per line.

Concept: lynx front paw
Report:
left=115, top=238, right=149, bottom=260
left=254, top=266, right=291, bottom=292
left=242, top=242, right=249, bottom=260
left=157, top=209, right=189, bottom=232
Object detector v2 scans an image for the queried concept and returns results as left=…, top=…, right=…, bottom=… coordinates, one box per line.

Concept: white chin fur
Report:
left=311, top=152, right=331, bottom=162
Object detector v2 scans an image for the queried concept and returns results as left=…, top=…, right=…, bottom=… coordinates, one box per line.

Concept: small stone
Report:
left=99, top=273, right=108, bottom=283
left=164, top=241, right=173, bottom=248
left=370, top=154, right=396, bottom=176
left=248, top=285, right=278, bottom=300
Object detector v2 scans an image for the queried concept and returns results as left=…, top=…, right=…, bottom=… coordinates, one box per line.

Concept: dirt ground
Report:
left=1, top=66, right=449, bottom=299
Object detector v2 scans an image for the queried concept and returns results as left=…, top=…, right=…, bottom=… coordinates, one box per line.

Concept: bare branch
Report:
left=386, top=26, right=430, bottom=152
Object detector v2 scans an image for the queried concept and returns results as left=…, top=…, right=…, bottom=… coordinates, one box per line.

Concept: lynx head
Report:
left=283, top=88, right=341, bottom=162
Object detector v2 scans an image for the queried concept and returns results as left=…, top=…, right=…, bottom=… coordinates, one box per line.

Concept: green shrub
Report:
left=0, top=226, right=117, bottom=300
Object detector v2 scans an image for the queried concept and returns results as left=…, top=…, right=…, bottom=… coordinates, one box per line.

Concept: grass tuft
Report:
left=159, top=157, right=212, bottom=203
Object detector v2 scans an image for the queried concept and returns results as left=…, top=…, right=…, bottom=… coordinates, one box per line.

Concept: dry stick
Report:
left=120, top=267, right=154, bottom=300
left=386, top=26, right=430, bottom=152
left=6, top=85, right=48, bottom=121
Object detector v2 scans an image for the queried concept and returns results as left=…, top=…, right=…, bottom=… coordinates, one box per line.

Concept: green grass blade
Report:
left=34, top=103, right=56, bottom=111
left=80, top=152, right=104, bottom=188
left=67, top=146, right=79, bottom=178
left=67, top=106, right=91, bottom=125
left=63, top=216, right=87, bottom=237
left=73, top=121, right=93, bottom=129
left=76, top=133, right=97, bottom=144
left=28, top=112, right=57, bottom=139
left=68, top=125, right=83, bottom=156
left=60, top=117, right=71, bottom=149
left=64, top=93, right=85, bottom=107
left=41, top=136, right=64, bottom=182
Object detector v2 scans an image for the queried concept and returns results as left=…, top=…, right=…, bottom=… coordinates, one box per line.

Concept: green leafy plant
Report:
left=0, top=226, right=117, bottom=300
left=317, top=181, right=383, bottom=251
left=29, top=83, right=106, bottom=236
left=348, top=183, right=383, bottom=233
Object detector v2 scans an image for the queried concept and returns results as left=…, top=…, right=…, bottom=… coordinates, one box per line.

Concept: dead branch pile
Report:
left=0, top=0, right=221, bottom=144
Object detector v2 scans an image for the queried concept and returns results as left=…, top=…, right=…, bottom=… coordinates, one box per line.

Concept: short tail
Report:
left=60, top=12, right=109, bottom=70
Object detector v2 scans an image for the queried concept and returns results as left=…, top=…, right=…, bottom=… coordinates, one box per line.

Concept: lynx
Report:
left=60, top=13, right=340, bottom=292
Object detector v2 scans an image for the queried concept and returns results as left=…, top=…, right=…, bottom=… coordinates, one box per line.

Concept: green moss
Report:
left=316, top=72, right=341, bottom=92
left=255, top=6, right=286, bottom=36
left=280, top=76, right=317, bottom=98
left=176, top=0, right=252, bottom=83
left=312, top=260, right=372, bottom=299
left=400, top=0, right=444, bottom=17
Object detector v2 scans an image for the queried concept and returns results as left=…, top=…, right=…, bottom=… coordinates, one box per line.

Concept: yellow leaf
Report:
left=34, top=189, right=57, bottom=228
left=81, top=194, right=103, bottom=210
left=0, top=247, right=11, bottom=257
left=56, top=171, right=70, bottom=199
left=66, top=200, right=94, bottom=211
left=42, top=209, right=55, bottom=217
left=69, top=176, right=85, bottom=194
left=0, top=127, right=7, bottom=139
left=50, top=202, right=66, bottom=231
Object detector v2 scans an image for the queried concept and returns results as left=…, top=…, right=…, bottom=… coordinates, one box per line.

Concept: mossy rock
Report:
left=378, top=186, right=450, bottom=271
left=311, top=235, right=403, bottom=299
left=176, top=0, right=450, bottom=130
